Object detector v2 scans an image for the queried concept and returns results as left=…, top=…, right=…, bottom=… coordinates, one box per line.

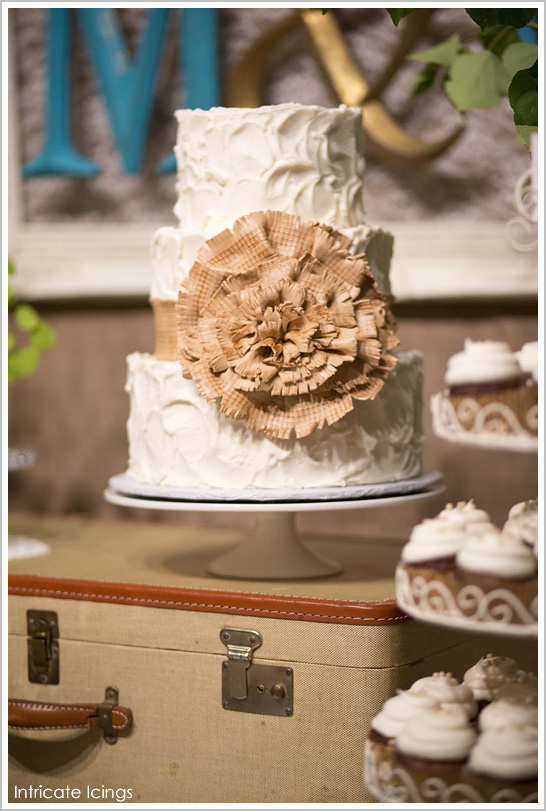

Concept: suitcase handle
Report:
left=8, top=698, right=132, bottom=737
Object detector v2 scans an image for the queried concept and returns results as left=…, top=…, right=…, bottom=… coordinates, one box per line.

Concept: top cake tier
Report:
left=173, top=104, right=366, bottom=233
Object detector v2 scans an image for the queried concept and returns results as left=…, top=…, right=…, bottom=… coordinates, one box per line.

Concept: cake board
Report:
left=105, top=471, right=445, bottom=580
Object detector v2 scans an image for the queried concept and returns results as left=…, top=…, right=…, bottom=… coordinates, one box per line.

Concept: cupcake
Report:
left=431, top=339, right=538, bottom=442
left=463, top=653, right=522, bottom=708
left=365, top=687, right=439, bottom=793
left=364, top=659, right=538, bottom=803
left=466, top=726, right=538, bottom=801
left=396, top=511, right=538, bottom=635
left=503, top=498, right=538, bottom=554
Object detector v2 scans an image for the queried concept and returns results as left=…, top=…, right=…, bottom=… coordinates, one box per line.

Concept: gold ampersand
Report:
left=225, top=9, right=463, bottom=167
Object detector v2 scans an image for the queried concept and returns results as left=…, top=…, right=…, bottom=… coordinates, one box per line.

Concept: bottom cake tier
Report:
left=125, top=350, right=423, bottom=489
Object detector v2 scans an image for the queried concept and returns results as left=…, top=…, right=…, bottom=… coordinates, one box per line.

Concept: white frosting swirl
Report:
left=396, top=705, right=477, bottom=762
left=125, top=351, right=423, bottom=489
left=371, top=689, right=438, bottom=739
left=438, top=501, right=493, bottom=532
left=479, top=697, right=538, bottom=732
left=468, top=727, right=538, bottom=780
left=496, top=673, right=538, bottom=702
left=503, top=499, right=538, bottom=549
left=174, top=105, right=366, bottom=234
left=401, top=518, right=466, bottom=564
left=445, top=340, right=522, bottom=386
left=515, top=341, right=538, bottom=382
left=463, top=654, right=521, bottom=702
left=409, top=672, right=477, bottom=718
left=456, top=529, right=537, bottom=579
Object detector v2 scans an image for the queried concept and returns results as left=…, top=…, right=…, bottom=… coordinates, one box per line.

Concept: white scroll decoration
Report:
left=364, top=740, right=538, bottom=804
left=396, top=566, right=538, bottom=629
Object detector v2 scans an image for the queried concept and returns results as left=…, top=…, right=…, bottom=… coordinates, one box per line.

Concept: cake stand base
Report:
left=207, top=513, right=341, bottom=579
left=105, top=472, right=444, bottom=581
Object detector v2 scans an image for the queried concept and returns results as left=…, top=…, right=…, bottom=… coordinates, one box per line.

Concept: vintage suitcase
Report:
left=8, top=514, right=536, bottom=804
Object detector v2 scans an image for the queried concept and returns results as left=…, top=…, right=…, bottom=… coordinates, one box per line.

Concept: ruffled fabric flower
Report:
left=177, top=210, right=398, bottom=439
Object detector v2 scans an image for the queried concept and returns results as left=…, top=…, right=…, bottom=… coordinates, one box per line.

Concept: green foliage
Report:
left=410, top=34, right=461, bottom=66
left=386, top=9, right=416, bottom=26
left=515, top=125, right=538, bottom=149
left=402, top=8, right=539, bottom=148
left=466, top=8, right=536, bottom=31
left=481, top=25, right=520, bottom=57
left=30, top=321, right=57, bottom=350
left=411, top=63, right=439, bottom=97
left=509, top=61, right=538, bottom=128
left=8, top=345, right=41, bottom=382
left=502, top=43, right=539, bottom=81
left=14, top=303, right=41, bottom=332
left=7, top=259, right=57, bottom=383
left=445, top=50, right=509, bottom=111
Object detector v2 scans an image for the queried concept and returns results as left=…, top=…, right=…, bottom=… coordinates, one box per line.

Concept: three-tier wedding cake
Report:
left=124, top=104, right=423, bottom=489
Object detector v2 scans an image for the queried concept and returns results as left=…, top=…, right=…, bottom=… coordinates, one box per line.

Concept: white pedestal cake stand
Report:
left=105, top=471, right=444, bottom=580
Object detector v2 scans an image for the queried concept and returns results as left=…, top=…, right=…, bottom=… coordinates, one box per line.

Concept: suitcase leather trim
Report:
left=9, top=574, right=408, bottom=626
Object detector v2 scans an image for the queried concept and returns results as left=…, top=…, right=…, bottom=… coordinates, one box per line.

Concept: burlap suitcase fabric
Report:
left=8, top=517, right=538, bottom=803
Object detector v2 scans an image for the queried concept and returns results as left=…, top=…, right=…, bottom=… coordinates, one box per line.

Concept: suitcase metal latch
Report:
left=220, top=628, right=293, bottom=717
left=27, top=610, right=59, bottom=685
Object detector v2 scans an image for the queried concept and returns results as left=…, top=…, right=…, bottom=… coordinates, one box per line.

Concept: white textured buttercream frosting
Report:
left=516, top=341, right=538, bottom=381
left=504, top=499, right=538, bottom=549
left=174, top=105, right=366, bottom=234
left=401, top=518, right=465, bottom=564
left=371, top=689, right=438, bottom=739
left=479, top=697, right=538, bottom=732
left=445, top=340, right=522, bottom=386
left=125, top=350, right=423, bottom=489
left=150, top=222, right=393, bottom=301
left=408, top=673, right=477, bottom=718
left=396, top=705, right=477, bottom=762
left=463, top=654, right=521, bottom=702
left=468, top=727, right=538, bottom=780
left=456, top=528, right=537, bottom=579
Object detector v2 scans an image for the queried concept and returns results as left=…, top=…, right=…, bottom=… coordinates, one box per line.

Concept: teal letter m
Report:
left=23, top=8, right=219, bottom=177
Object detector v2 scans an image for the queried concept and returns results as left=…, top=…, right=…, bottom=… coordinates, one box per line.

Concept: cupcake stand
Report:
left=105, top=470, right=444, bottom=580
left=365, top=400, right=538, bottom=803
left=396, top=410, right=538, bottom=638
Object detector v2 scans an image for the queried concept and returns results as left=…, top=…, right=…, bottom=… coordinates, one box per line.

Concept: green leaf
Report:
left=386, top=9, right=416, bottom=26
left=8, top=332, right=15, bottom=351
left=410, top=34, right=461, bottom=67
left=411, top=64, right=439, bottom=97
left=509, top=63, right=538, bottom=126
left=8, top=258, right=15, bottom=276
left=8, top=283, right=16, bottom=308
left=502, top=42, right=539, bottom=80
left=466, top=9, right=536, bottom=30
left=14, top=303, right=41, bottom=332
left=445, top=50, right=510, bottom=112
left=515, top=125, right=538, bottom=150
left=481, top=25, right=521, bottom=57
left=8, top=345, right=40, bottom=379
left=30, top=321, right=56, bottom=350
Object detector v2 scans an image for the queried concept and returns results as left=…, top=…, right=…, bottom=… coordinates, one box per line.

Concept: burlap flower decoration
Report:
left=177, top=211, right=399, bottom=439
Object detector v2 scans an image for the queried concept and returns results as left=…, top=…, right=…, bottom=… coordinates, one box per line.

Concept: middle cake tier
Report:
left=125, top=350, right=423, bottom=489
